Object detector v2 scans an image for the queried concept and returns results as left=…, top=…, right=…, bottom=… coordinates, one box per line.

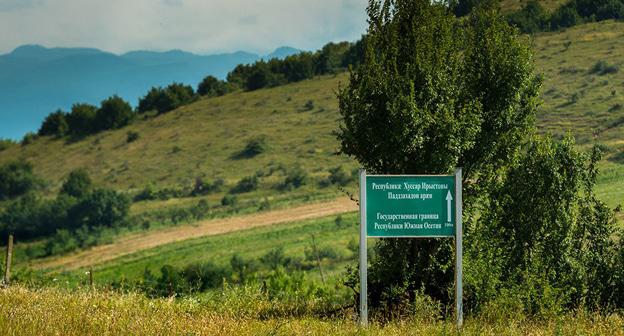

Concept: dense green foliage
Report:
left=137, top=83, right=197, bottom=114
left=0, top=161, right=40, bottom=200
left=337, top=0, right=537, bottom=309
left=66, top=103, right=98, bottom=138
left=508, top=0, right=624, bottom=33
left=454, top=0, right=624, bottom=33
left=226, top=41, right=364, bottom=92
left=38, top=96, right=133, bottom=139
left=0, top=170, right=130, bottom=241
left=60, top=169, right=92, bottom=198
left=467, top=137, right=623, bottom=313
left=339, top=0, right=623, bottom=316
left=197, top=75, right=229, bottom=97
left=38, top=110, right=68, bottom=137
left=94, top=95, right=134, bottom=130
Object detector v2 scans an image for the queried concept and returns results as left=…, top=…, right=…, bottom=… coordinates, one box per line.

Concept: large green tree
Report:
left=337, top=0, right=540, bottom=307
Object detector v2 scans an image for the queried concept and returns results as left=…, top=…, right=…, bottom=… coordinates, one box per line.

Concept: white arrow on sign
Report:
left=446, top=190, right=453, bottom=222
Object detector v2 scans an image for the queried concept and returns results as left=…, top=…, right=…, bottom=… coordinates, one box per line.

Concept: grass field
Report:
left=24, top=212, right=359, bottom=287
left=1, top=286, right=623, bottom=335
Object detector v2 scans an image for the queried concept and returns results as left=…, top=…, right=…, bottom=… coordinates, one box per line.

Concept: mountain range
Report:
left=0, top=45, right=301, bottom=140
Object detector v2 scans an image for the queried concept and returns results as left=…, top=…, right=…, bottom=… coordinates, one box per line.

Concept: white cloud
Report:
left=0, top=0, right=368, bottom=54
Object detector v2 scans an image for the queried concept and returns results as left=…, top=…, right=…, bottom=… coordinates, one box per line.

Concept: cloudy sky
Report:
left=0, top=0, right=369, bottom=55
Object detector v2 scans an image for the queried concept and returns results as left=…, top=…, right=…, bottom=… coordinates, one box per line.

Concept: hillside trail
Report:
left=32, top=197, right=358, bottom=271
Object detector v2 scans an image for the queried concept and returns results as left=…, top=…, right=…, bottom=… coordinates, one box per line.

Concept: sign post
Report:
left=358, top=169, right=368, bottom=327
left=358, top=169, right=463, bottom=328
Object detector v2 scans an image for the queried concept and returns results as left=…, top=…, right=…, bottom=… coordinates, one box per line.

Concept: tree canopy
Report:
left=337, top=0, right=540, bottom=307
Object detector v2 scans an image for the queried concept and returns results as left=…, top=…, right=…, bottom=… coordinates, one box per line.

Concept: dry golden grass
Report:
left=1, top=286, right=623, bottom=335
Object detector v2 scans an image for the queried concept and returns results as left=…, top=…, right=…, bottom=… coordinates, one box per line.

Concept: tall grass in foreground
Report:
left=1, top=286, right=623, bottom=335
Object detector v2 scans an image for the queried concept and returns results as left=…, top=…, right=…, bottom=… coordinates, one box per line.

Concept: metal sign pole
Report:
left=359, top=169, right=368, bottom=327
left=454, top=168, right=463, bottom=328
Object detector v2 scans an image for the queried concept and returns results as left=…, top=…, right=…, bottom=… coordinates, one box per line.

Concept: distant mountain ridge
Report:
left=0, top=44, right=301, bottom=140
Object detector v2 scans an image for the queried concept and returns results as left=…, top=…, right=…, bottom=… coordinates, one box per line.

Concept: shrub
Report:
left=590, top=60, right=619, bottom=75
left=240, top=137, right=268, bottom=158
left=328, top=166, right=354, bottom=186
left=260, top=247, right=291, bottom=270
left=221, top=194, right=238, bottom=206
left=281, top=167, right=308, bottom=190
left=21, top=132, right=38, bottom=146
left=258, top=198, right=271, bottom=211
left=95, top=95, right=134, bottom=131
left=191, top=177, right=224, bottom=196
left=190, top=199, right=210, bottom=219
left=304, top=245, right=339, bottom=262
left=468, top=137, right=623, bottom=312
left=507, top=1, right=549, bottom=33
left=38, top=110, right=68, bottom=137
left=133, top=184, right=158, bottom=201
left=197, top=75, right=229, bottom=97
left=126, top=131, right=140, bottom=143
left=140, top=82, right=198, bottom=115
left=183, top=262, right=231, bottom=291
left=66, top=103, right=98, bottom=137
left=230, top=176, right=259, bottom=194
left=303, top=100, right=315, bottom=111
left=155, top=83, right=197, bottom=114
left=44, top=229, right=78, bottom=255
left=0, top=160, right=40, bottom=200
left=60, top=169, right=92, bottom=198
left=596, top=0, right=624, bottom=20
left=230, top=254, right=259, bottom=283
left=69, top=188, right=131, bottom=229
left=0, top=139, right=16, bottom=151
left=550, top=5, right=581, bottom=30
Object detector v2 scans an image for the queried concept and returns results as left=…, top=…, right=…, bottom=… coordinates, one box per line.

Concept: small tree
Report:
left=69, top=188, right=130, bottom=229
left=95, top=95, right=134, bottom=131
left=197, top=75, right=228, bottom=97
left=0, top=160, right=39, bottom=200
left=67, top=103, right=98, bottom=137
left=60, top=169, right=92, bottom=198
left=38, top=110, right=68, bottom=137
left=137, top=87, right=164, bottom=114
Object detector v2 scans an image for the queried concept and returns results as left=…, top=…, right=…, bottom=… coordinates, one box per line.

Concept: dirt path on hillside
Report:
left=32, top=197, right=358, bottom=271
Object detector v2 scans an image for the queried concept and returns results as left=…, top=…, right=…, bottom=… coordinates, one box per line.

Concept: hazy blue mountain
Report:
left=265, top=46, right=301, bottom=60
left=0, top=45, right=301, bottom=140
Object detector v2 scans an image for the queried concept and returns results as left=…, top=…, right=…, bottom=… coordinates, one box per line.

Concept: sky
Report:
left=0, top=0, right=369, bottom=55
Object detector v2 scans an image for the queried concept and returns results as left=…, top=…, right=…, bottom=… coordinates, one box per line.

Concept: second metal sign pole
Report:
left=359, top=169, right=368, bottom=327
left=454, top=168, right=463, bottom=328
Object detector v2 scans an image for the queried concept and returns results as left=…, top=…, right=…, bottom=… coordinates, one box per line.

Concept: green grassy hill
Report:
left=1, top=21, right=622, bottom=217
left=0, top=21, right=623, bottom=276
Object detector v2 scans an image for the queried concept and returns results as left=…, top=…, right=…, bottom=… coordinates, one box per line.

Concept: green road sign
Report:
left=365, top=175, right=455, bottom=237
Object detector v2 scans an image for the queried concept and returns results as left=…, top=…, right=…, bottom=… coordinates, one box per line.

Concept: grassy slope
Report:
left=532, top=21, right=624, bottom=215
left=0, top=21, right=623, bottom=274
left=91, top=213, right=359, bottom=285
left=49, top=20, right=622, bottom=284
left=0, top=73, right=354, bottom=193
